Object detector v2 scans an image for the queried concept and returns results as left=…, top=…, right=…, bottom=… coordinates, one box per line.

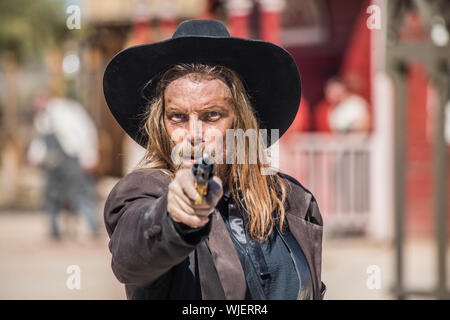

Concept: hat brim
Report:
left=103, top=36, right=301, bottom=148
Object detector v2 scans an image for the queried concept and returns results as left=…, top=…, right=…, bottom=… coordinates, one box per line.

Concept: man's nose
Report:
left=188, top=117, right=203, bottom=145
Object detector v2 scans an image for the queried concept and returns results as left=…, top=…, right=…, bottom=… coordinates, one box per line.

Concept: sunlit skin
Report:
left=165, top=74, right=235, bottom=228
left=164, top=74, right=235, bottom=155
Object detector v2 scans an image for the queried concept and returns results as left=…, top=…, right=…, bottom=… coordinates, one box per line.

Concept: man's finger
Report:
left=177, top=169, right=199, bottom=201
left=171, top=181, right=197, bottom=208
left=170, top=206, right=209, bottom=228
left=173, top=192, right=196, bottom=216
left=194, top=206, right=215, bottom=217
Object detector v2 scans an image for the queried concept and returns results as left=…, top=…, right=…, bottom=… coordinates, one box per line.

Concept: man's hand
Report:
left=168, top=167, right=223, bottom=229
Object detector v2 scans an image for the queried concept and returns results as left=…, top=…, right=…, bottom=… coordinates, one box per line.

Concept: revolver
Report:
left=192, top=152, right=216, bottom=205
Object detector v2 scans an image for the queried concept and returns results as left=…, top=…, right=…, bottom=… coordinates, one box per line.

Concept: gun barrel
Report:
left=192, top=152, right=216, bottom=205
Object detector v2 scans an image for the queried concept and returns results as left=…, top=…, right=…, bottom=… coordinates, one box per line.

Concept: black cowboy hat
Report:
left=103, top=19, right=301, bottom=148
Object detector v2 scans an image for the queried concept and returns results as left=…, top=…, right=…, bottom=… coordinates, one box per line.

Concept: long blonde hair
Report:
left=134, top=63, right=287, bottom=241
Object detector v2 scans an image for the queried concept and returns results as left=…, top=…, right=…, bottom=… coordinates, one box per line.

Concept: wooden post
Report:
left=226, top=0, right=253, bottom=38
left=259, top=0, right=285, bottom=45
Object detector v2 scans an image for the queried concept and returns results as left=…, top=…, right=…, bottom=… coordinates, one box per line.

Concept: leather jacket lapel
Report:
left=203, top=209, right=247, bottom=299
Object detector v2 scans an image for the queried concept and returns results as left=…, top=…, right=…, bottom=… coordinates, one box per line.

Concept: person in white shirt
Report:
left=325, top=77, right=371, bottom=133
left=27, top=93, right=100, bottom=239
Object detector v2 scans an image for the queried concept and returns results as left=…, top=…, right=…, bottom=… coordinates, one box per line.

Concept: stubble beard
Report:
left=171, top=140, right=231, bottom=188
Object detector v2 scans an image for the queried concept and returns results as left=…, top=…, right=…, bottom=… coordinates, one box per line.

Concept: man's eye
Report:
left=170, top=114, right=185, bottom=121
left=206, top=111, right=220, bottom=120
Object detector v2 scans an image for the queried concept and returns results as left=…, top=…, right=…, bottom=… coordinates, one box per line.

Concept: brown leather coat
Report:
left=104, top=168, right=326, bottom=300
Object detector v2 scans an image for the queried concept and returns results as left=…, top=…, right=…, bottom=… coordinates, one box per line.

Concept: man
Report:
left=27, top=92, right=100, bottom=239
left=103, top=20, right=326, bottom=300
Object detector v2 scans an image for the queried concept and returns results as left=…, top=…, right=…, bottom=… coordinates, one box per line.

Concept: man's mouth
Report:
left=179, top=148, right=213, bottom=165
left=182, top=155, right=200, bottom=164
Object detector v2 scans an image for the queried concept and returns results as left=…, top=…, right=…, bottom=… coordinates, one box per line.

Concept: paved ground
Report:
left=0, top=207, right=448, bottom=299
left=323, top=235, right=450, bottom=300
left=0, top=210, right=125, bottom=300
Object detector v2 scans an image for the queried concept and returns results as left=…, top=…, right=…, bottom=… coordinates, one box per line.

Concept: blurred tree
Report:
left=0, top=0, right=70, bottom=63
left=0, top=1, right=73, bottom=204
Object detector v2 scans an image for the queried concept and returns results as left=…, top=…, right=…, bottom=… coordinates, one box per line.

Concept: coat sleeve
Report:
left=104, top=168, right=211, bottom=286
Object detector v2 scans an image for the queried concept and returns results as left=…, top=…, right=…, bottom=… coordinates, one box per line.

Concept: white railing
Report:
left=278, top=133, right=374, bottom=235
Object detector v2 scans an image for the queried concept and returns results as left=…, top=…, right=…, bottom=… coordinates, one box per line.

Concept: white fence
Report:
left=278, top=133, right=374, bottom=235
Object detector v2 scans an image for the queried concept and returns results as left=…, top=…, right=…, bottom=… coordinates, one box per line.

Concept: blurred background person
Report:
left=314, top=77, right=371, bottom=133
left=27, top=91, right=100, bottom=240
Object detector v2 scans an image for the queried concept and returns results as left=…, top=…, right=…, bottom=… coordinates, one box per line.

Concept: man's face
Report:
left=164, top=74, right=235, bottom=167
